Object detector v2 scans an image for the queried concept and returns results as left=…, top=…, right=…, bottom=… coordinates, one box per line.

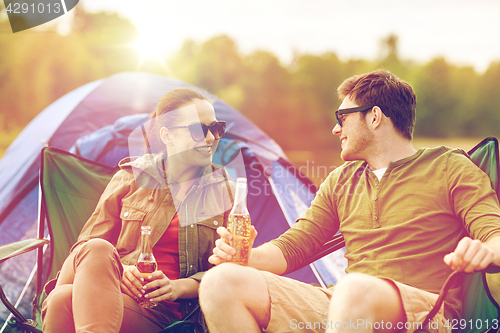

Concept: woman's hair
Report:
left=145, top=88, right=212, bottom=154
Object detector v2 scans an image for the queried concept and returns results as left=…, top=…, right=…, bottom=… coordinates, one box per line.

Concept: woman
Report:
left=42, top=88, right=234, bottom=333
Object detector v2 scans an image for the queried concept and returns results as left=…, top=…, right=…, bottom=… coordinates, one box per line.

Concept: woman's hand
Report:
left=121, top=264, right=146, bottom=299
left=142, top=271, right=180, bottom=302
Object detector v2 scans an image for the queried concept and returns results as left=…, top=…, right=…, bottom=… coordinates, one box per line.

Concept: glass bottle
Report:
left=227, top=177, right=252, bottom=265
left=136, top=225, right=158, bottom=308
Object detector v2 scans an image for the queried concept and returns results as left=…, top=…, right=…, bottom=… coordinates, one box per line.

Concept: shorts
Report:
left=260, top=271, right=450, bottom=333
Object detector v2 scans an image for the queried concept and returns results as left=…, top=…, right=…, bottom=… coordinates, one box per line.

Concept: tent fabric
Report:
left=0, top=80, right=102, bottom=217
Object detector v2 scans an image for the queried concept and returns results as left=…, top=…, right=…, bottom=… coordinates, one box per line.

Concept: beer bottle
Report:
left=136, top=225, right=158, bottom=308
left=228, top=177, right=252, bottom=265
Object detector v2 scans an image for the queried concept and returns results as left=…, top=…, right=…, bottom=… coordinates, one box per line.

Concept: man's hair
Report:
left=337, top=69, right=416, bottom=140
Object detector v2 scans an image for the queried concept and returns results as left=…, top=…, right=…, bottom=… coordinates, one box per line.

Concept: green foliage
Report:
left=472, top=62, right=500, bottom=138
left=0, top=7, right=140, bottom=131
left=1, top=7, right=500, bottom=158
left=0, top=126, right=22, bottom=159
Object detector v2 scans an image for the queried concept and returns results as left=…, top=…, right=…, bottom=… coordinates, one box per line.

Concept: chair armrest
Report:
left=423, top=264, right=500, bottom=325
left=0, top=238, right=49, bottom=264
left=0, top=238, right=48, bottom=332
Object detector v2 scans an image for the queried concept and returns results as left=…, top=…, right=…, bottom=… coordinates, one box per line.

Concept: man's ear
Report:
left=371, top=106, right=384, bottom=129
left=160, top=127, right=172, bottom=146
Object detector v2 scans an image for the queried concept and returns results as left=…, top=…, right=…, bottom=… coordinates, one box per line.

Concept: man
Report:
left=199, top=70, right=500, bottom=333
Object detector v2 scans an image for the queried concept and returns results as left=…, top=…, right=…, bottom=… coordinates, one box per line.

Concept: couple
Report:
left=43, top=70, right=500, bottom=333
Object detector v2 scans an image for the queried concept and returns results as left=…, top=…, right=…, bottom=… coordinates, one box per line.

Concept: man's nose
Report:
left=332, top=123, right=341, bottom=135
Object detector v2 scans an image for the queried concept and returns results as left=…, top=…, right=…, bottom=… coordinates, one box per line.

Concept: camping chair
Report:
left=1, top=138, right=500, bottom=332
left=1, top=147, right=119, bottom=332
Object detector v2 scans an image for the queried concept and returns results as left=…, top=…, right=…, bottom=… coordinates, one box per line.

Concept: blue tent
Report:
left=0, top=72, right=346, bottom=327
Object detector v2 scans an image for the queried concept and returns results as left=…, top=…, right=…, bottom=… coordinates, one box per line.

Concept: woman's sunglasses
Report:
left=168, top=121, right=226, bottom=142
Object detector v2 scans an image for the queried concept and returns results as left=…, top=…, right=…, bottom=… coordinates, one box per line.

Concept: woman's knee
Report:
left=80, top=238, right=116, bottom=255
left=75, top=239, right=122, bottom=277
left=77, top=239, right=119, bottom=264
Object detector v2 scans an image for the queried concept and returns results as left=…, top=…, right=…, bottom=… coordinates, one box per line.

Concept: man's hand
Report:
left=208, top=226, right=258, bottom=265
left=444, top=237, right=495, bottom=273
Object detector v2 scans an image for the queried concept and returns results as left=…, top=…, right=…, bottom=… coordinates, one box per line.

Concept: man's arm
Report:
left=444, top=151, right=500, bottom=272
left=248, top=242, right=287, bottom=275
left=444, top=236, right=500, bottom=272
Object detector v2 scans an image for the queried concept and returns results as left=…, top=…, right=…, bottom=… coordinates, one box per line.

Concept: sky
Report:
left=78, top=0, right=500, bottom=74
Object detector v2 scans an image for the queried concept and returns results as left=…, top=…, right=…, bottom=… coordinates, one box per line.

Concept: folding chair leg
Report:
left=0, top=283, right=41, bottom=333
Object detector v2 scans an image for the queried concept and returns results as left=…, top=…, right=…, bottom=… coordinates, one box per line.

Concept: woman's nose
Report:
left=205, top=129, right=216, bottom=142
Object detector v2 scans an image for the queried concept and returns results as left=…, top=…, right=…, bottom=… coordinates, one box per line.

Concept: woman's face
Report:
left=161, top=99, right=220, bottom=168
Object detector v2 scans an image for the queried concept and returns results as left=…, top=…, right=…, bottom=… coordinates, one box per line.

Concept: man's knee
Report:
left=201, top=263, right=246, bottom=295
left=200, top=264, right=272, bottom=329
left=333, top=273, right=384, bottom=303
left=200, top=263, right=261, bottom=305
left=333, top=273, right=404, bottom=314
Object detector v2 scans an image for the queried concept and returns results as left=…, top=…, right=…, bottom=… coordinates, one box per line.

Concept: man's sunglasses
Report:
left=335, top=105, right=375, bottom=127
left=168, top=121, right=226, bottom=142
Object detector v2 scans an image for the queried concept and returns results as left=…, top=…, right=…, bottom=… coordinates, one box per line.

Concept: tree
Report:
left=470, top=62, right=500, bottom=138
left=380, top=34, right=399, bottom=65
left=290, top=53, right=344, bottom=149
left=0, top=8, right=141, bottom=130
left=412, top=58, right=465, bottom=137
left=72, top=7, right=140, bottom=76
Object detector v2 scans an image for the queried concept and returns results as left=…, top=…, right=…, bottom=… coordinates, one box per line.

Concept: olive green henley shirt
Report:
left=270, top=146, right=500, bottom=317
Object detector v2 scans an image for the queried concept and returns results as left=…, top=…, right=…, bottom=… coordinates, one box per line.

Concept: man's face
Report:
left=332, top=96, right=374, bottom=162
